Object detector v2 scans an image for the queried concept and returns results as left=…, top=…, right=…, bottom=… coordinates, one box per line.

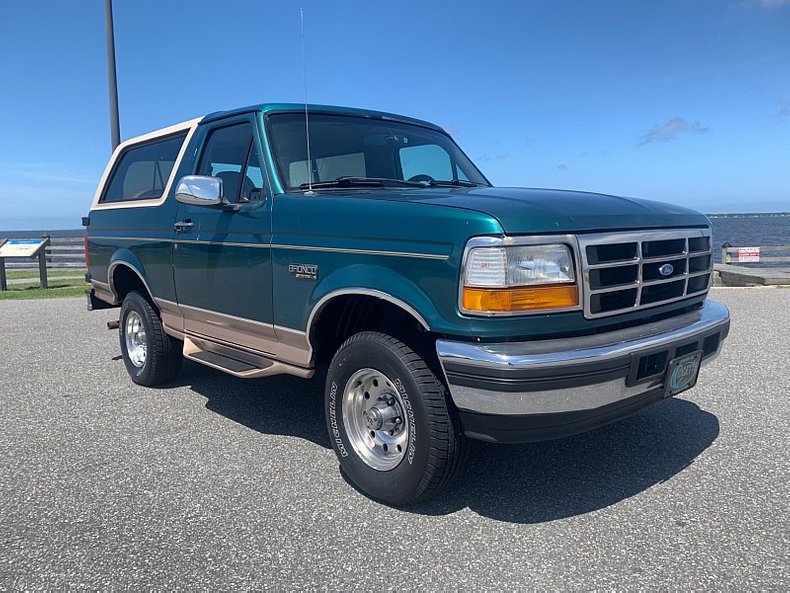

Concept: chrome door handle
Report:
left=174, top=220, right=194, bottom=232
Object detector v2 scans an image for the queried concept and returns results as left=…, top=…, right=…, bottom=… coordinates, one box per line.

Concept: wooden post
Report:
left=39, top=236, right=50, bottom=289
left=0, top=238, right=5, bottom=290
left=38, top=253, right=48, bottom=289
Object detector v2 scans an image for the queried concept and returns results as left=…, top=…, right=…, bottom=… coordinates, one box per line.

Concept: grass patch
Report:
left=5, top=268, right=86, bottom=280
left=0, top=276, right=87, bottom=300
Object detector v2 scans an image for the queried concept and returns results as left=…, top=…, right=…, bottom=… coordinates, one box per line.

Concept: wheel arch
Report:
left=107, top=253, right=155, bottom=306
left=307, top=289, right=432, bottom=366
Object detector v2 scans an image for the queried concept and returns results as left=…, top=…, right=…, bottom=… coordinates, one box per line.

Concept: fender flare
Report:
left=107, top=250, right=153, bottom=304
left=304, top=264, right=440, bottom=339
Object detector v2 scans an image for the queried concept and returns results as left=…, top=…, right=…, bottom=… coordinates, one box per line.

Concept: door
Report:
left=172, top=116, right=277, bottom=354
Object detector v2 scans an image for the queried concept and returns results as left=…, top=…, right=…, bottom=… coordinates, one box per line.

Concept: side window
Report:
left=400, top=144, right=453, bottom=181
left=101, top=132, right=186, bottom=203
left=198, top=122, right=259, bottom=203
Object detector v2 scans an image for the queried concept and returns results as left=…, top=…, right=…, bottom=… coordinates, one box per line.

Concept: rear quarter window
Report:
left=101, top=132, right=187, bottom=203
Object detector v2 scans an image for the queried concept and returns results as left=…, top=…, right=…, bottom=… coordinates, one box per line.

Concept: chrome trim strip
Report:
left=160, top=289, right=427, bottom=369
left=90, top=236, right=174, bottom=243
left=176, top=240, right=267, bottom=248
left=178, top=302, right=276, bottom=337
left=88, top=236, right=448, bottom=260
left=307, top=288, right=430, bottom=337
left=436, top=300, right=730, bottom=415
left=438, top=300, right=728, bottom=370
left=107, top=261, right=155, bottom=304
left=304, top=288, right=431, bottom=364
left=177, top=304, right=314, bottom=367
left=270, top=243, right=449, bottom=260
left=179, top=302, right=278, bottom=355
left=450, top=377, right=652, bottom=416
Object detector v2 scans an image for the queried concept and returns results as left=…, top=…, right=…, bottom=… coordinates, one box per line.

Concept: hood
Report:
left=349, top=186, right=710, bottom=234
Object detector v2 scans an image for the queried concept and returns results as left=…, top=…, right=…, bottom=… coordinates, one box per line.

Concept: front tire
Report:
left=119, top=291, right=182, bottom=386
left=325, top=331, right=467, bottom=505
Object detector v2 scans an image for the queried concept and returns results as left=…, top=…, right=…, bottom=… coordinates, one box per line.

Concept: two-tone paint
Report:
left=87, top=103, right=716, bottom=376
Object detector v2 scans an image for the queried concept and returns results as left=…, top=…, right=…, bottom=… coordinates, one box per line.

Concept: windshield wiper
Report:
left=299, top=176, right=425, bottom=190
left=425, top=179, right=484, bottom=188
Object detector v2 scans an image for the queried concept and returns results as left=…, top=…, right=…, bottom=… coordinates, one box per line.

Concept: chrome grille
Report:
left=577, top=228, right=712, bottom=319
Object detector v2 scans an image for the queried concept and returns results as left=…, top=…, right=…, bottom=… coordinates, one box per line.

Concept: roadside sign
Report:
left=0, top=239, right=48, bottom=259
left=737, top=247, right=760, bottom=263
left=0, top=237, right=51, bottom=291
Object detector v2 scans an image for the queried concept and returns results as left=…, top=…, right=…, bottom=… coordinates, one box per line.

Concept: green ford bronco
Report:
left=85, top=103, right=730, bottom=505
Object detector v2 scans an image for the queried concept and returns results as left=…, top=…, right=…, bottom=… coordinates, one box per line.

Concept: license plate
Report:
left=664, top=350, right=703, bottom=397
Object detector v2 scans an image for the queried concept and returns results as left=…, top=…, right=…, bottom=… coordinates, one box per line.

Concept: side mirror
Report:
left=175, top=176, right=223, bottom=207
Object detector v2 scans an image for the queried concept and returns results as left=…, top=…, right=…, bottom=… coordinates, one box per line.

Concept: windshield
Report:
left=267, top=112, right=490, bottom=191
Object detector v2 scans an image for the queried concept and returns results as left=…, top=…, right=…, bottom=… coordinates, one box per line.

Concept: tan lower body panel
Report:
left=152, top=298, right=313, bottom=380
left=91, top=280, right=116, bottom=306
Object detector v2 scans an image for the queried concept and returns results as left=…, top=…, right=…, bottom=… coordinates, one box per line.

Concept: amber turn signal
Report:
left=462, top=284, right=579, bottom=313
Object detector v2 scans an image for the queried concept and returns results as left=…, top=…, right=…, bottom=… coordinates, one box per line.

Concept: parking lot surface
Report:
left=0, top=288, right=788, bottom=590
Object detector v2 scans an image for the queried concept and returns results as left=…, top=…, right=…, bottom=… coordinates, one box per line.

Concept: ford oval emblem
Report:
left=659, top=263, right=674, bottom=277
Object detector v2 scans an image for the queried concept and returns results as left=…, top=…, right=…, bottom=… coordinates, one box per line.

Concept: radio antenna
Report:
left=300, top=8, right=314, bottom=194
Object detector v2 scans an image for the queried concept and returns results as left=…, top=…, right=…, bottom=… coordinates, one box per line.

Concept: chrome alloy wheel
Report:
left=342, top=368, right=410, bottom=471
left=124, top=310, right=147, bottom=368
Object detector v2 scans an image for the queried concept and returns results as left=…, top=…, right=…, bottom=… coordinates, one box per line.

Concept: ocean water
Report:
left=4, top=214, right=790, bottom=264
left=708, top=214, right=790, bottom=263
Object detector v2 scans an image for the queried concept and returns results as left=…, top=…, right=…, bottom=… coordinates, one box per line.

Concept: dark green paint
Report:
left=88, top=104, right=713, bottom=352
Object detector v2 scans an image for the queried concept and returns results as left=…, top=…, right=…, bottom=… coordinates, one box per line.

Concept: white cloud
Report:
left=638, top=117, right=709, bottom=146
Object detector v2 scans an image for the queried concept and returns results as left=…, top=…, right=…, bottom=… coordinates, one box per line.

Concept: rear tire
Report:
left=325, top=331, right=467, bottom=505
left=119, top=291, right=182, bottom=386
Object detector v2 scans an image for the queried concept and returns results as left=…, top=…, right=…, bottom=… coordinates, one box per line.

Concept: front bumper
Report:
left=436, top=300, right=730, bottom=443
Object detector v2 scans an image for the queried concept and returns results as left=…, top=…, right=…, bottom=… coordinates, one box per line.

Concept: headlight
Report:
left=461, top=242, right=580, bottom=314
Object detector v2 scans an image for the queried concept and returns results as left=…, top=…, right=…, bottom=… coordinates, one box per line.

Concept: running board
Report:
left=183, top=336, right=313, bottom=379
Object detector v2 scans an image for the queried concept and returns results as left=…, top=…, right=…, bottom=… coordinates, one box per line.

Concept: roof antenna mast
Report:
left=301, top=8, right=314, bottom=195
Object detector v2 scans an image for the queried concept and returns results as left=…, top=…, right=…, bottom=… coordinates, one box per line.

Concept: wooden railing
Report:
left=721, top=243, right=790, bottom=265
left=2, top=236, right=85, bottom=270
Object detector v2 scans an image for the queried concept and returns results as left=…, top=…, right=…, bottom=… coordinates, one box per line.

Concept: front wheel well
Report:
left=311, top=295, right=430, bottom=366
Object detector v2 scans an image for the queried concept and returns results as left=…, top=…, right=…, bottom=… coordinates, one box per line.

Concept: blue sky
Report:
left=1, top=0, right=789, bottom=230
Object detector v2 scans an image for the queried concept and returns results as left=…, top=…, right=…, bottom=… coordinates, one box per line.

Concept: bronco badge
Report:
left=289, top=263, right=318, bottom=280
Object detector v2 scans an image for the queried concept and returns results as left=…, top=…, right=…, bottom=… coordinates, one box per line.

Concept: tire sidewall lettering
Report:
left=327, top=345, right=426, bottom=476
left=393, top=378, right=416, bottom=465
left=328, top=380, right=349, bottom=458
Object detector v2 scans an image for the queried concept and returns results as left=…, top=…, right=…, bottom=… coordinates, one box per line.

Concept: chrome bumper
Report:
left=436, top=301, right=730, bottom=424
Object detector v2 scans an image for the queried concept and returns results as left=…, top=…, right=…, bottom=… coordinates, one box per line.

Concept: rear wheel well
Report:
left=111, top=265, right=154, bottom=309
left=311, top=295, right=430, bottom=366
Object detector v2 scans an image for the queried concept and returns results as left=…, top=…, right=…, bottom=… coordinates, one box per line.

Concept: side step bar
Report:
left=183, top=336, right=313, bottom=380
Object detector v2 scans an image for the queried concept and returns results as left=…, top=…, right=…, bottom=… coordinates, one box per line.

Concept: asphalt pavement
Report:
left=0, top=288, right=787, bottom=590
